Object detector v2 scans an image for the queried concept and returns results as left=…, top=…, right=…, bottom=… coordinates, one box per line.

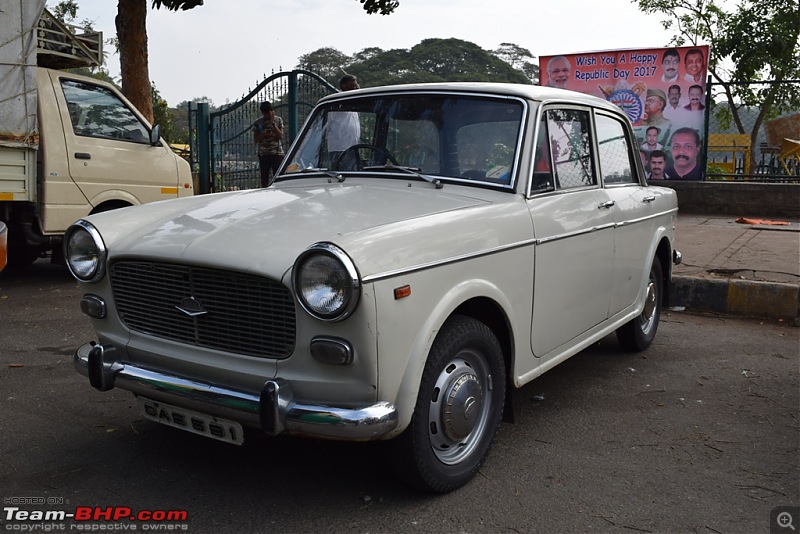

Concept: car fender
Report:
left=373, top=268, right=522, bottom=436
left=633, top=212, right=676, bottom=312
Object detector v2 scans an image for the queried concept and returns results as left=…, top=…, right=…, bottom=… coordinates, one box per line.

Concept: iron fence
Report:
left=189, top=76, right=799, bottom=189
left=704, top=79, right=799, bottom=183
left=189, top=70, right=336, bottom=193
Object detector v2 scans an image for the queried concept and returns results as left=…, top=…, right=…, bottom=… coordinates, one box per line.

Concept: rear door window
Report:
left=595, top=114, right=638, bottom=185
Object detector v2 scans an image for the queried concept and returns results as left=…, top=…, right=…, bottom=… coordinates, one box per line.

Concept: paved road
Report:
left=1, top=261, right=798, bottom=533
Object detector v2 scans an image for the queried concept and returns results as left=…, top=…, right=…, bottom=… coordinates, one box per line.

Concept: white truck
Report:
left=0, top=1, right=193, bottom=269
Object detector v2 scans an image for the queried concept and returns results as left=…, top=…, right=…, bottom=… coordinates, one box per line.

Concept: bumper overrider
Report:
left=75, top=343, right=398, bottom=440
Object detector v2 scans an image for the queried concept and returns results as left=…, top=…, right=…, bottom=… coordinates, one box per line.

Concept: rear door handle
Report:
left=643, top=195, right=656, bottom=203
left=74, top=152, right=91, bottom=160
left=598, top=200, right=616, bottom=209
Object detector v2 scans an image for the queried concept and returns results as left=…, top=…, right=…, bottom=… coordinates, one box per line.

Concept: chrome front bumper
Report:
left=74, top=343, right=398, bottom=441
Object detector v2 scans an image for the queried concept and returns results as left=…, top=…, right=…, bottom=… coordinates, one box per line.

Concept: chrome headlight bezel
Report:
left=292, top=243, right=360, bottom=322
left=64, top=220, right=107, bottom=283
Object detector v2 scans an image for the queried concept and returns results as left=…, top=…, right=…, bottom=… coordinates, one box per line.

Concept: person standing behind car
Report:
left=254, top=101, right=284, bottom=187
left=327, top=74, right=361, bottom=168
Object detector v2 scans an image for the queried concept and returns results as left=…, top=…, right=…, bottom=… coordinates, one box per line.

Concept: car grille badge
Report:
left=176, top=297, right=208, bottom=317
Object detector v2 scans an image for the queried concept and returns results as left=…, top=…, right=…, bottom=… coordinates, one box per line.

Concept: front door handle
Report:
left=75, top=152, right=92, bottom=160
left=643, top=195, right=656, bottom=203
left=598, top=200, right=616, bottom=209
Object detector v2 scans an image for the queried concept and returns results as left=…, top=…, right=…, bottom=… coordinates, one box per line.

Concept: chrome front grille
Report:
left=109, top=262, right=296, bottom=359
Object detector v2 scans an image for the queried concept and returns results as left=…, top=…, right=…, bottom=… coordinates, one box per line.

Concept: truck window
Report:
left=60, top=79, right=150, bottom=143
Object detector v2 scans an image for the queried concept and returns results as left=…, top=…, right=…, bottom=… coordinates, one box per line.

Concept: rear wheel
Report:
left=616, top=257, right=663, bottom=351
left=388, top=315, right=506, bottom=493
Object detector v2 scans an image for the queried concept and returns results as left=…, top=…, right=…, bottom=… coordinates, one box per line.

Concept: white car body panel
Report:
left=67, top=83, right=680, bottom=472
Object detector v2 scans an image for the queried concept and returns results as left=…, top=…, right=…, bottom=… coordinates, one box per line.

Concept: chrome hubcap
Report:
left=640, top=279, right=657, bottom=332
left=443, top=372, right=482, bottom=440
left=428, top=354, right=491, bottom=465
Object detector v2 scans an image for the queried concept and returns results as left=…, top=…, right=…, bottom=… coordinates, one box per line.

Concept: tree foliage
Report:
left=322, top=39, right=531, bottom=86
left=492, top=43, right=539, bottom=83
left=151, top=0, right=204, bottom=9
left=151, top=83, right=177, bottom=142
left=114, top=0, right=400, bottom=123
left=634, top=0, right=800, bottom=172
left=51, top=0, right=79, bottom=23
left=358, top=0, right=399, bottom=15
left=296, top=47, right=352, bottom=82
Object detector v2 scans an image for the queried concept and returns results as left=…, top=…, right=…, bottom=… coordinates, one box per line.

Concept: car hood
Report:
left=87, top=178, right=532, bottom=280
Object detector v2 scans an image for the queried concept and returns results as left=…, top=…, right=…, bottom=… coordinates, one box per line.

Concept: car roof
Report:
left=318, top=82, right=626, bottom=116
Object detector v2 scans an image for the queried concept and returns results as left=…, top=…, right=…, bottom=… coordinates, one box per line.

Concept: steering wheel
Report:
left=333, top=144, right=399, bottom=170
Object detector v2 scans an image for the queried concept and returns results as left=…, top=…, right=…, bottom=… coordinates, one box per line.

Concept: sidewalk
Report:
left=670, top=213, right=800, bottom=324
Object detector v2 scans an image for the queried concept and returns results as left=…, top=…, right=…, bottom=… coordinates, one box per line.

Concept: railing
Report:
left=189, top=70, right=336, bottom=194
left=704, top=79, right=799, bottom=183
left=36, top=9, right=102, bottom=69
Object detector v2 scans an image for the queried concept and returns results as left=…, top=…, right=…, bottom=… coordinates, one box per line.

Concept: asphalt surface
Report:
left=0, top=260, right=798, bottom=533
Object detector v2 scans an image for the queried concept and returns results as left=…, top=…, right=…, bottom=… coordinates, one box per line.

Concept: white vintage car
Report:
left=66, top=83, right=680, bottom=493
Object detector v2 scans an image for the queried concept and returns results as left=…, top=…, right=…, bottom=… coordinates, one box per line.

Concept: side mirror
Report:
left=149, top=124, right=161, bottom=146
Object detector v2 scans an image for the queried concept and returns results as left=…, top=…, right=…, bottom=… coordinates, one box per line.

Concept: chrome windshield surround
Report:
left=280, top=90, right=529, bottom=191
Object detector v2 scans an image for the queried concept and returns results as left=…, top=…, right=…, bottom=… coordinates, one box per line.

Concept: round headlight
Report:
left=293, top=243, right=360, bottom=322
left=64, top=220, right=107, bottom=282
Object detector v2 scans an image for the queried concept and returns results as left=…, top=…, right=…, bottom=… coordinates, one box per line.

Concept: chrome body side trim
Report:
left=362, top=207, right=678, bottom=282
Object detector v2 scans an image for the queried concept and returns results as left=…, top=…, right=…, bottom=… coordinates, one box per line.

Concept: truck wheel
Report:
left=389, top=315, right=506, bottom=493
left=616, top=256, right=663, bottom=351
left=6, top=247, right=42, bottom=273
left=3, top=239, right=42, bottom=273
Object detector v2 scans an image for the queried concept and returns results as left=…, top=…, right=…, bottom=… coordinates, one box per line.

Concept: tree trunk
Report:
left=116, top=0, right=153, bottom=123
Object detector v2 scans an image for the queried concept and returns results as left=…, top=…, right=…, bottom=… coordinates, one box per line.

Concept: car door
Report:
left=594, top=112, right=657, bottom=316
left=55, top=73, right=180, bottom=206
left=528, top=107, right=616, bottom=357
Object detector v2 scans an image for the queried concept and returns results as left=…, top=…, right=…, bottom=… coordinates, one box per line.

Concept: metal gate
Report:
left=189, top=70, right=336, bottom=193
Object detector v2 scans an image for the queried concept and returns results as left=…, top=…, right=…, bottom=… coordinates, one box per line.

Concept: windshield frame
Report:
left=277, top=90, right=530, bottom=191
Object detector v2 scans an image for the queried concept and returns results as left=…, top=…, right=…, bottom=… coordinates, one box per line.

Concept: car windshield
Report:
left=281, top=93, right=526, bottom=188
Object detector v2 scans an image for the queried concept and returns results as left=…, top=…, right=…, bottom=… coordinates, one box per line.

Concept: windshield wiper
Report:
left=362, top=164, right=443, bottom=189
left=299, top=167, right=345, bottom=182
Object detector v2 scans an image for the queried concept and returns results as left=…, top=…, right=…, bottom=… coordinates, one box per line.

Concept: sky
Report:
left=61, top=0, right=680, bottom=107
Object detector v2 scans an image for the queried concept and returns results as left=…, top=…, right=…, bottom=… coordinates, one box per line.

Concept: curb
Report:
left=670, top=276, right=800, bottom=325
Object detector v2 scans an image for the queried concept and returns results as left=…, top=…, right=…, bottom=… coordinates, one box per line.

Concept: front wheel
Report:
left=616, top=256, right=663, bottom=351
left=388, top=315, right=506, bottom=493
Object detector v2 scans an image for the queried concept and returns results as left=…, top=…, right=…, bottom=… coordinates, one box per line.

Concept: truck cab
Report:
left=0, top=4, right=193, bottom=269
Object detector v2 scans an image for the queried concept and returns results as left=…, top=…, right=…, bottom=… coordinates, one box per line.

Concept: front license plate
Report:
left=138, top=397, right=245, bottom=445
